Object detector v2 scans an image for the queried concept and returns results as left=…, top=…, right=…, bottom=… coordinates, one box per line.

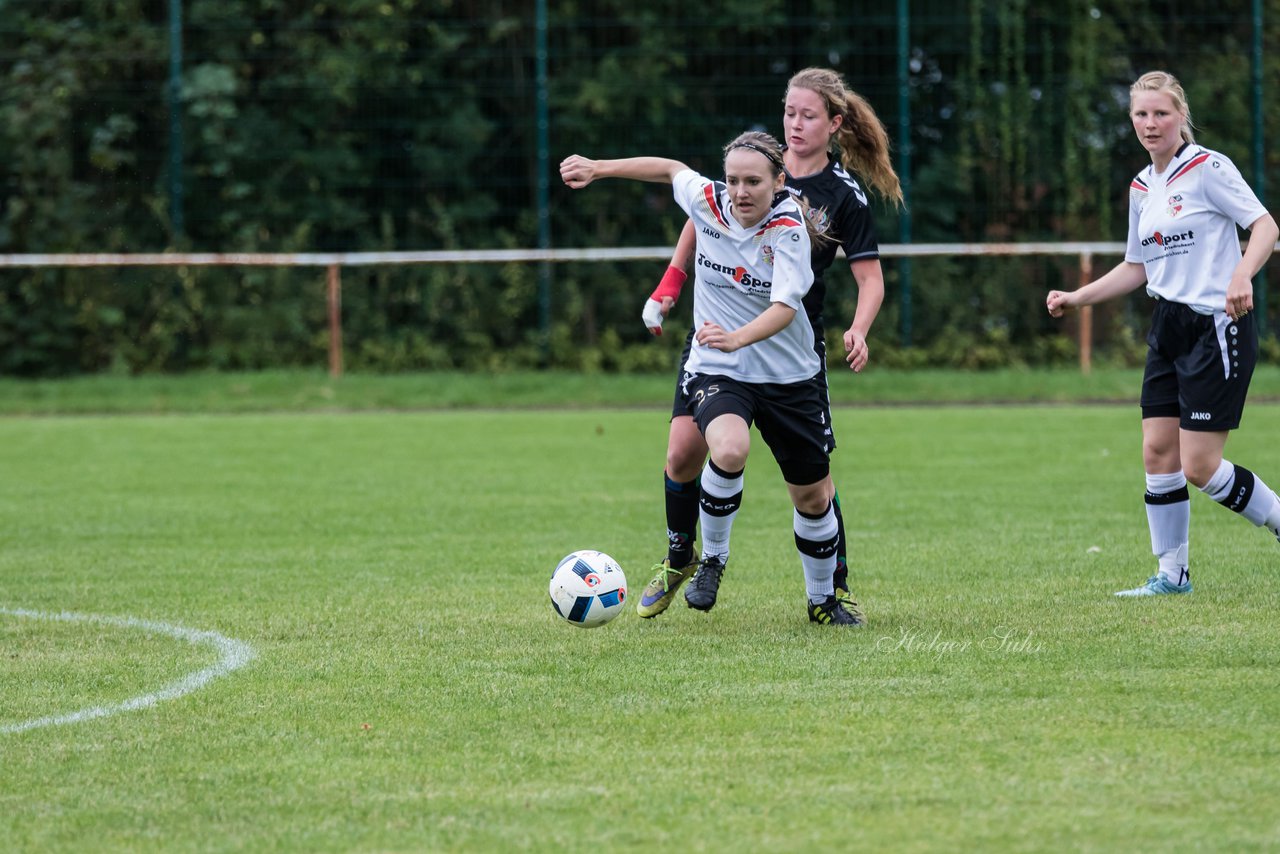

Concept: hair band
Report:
left=729, top=141, right=782, bottom=168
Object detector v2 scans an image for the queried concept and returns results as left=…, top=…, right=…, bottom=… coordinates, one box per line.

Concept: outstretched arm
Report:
left=560, top=155, right=687, bottom=188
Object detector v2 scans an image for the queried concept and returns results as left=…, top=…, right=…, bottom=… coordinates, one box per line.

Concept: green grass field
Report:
left=3, top=364, right=1279, bottom=414
left=3, top=377, right=1280, bottom=851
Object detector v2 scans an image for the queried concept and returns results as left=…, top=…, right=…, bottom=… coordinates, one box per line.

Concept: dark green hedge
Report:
left=2, top=1, right=1277, bottom=375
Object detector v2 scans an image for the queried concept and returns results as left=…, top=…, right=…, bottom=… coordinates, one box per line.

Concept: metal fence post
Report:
left=167, top=0, right=184, bottom=239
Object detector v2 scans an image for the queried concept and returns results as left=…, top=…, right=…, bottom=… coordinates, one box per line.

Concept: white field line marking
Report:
left=0, top=607, right=255, bottom=735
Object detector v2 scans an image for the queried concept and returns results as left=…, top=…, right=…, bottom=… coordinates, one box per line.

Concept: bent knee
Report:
left=666, top=445, right=706, bottom=482
left=790, top=480, right=834, bottom=516
left=794, top=494, right=830, bottom=516
left=1182, top=459, right=1221, bottom=489
left=710, top=447, right=749, bottom=473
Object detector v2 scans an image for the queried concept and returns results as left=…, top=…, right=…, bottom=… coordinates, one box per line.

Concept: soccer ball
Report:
left=549, top=550, right=627, bottom=628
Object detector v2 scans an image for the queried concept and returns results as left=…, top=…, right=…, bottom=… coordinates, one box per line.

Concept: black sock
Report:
left=665, top=472, right=698, bottom=568
left=832, top=489, right=849, bottom=593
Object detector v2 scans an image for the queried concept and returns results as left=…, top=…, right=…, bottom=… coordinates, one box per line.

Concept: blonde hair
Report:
left=786, top=67, right=904, bottom=207
left=723, top=130, right=830, bottom=244
left=1130, top=70, right=1196, bottom=144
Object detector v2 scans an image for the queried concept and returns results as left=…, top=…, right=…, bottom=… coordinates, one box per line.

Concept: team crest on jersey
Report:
left=1167, top=194, right=1183, bottom=217
left=751, top=213, right=803, bottom=262
left=805, top=204, right=831, bottom=232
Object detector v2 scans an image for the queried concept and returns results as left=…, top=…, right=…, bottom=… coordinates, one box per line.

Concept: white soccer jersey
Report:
left=671, top=168, right=818, bottom=384
left=1126, top=144, right=1268, bottom=315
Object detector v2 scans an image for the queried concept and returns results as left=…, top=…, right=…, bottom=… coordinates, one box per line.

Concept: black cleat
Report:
left=684, top=556, right=726, bottom=611
left=808, top=594, right=865, bottom=627
left=834, top=589, right=865, bottom=624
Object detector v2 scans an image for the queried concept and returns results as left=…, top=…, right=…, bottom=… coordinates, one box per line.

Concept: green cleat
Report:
left=636, top=559, right=696, bottom=618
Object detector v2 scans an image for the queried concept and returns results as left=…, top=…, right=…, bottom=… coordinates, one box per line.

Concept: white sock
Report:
left=1145, top=471, right=1190, bottom=584
left=794, top=502, right=838, bottom=603
left=1158, top=543, right=1190, bottom=587
left=1202, top=459, right=1280, bottom=531
left=698, top=460, right=743, bottom=562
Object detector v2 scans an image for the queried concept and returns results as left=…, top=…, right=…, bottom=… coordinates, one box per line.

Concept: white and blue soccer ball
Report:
left=549, top=550, right=627, bottom=628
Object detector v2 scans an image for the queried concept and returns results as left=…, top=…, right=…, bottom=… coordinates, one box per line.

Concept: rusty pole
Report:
left=1078, top=252, right=1093, bottom=375
left=327, top=264, right=343, bottom=378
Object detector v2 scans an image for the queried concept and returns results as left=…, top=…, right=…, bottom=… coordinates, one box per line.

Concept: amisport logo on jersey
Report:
left=1141, top=229, right=1195, bottom=248
left=696, top=252, right=772, bottom=292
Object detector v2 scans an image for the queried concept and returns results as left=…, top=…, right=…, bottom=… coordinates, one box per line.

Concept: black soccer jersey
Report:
left=784, top=155, right=881, bottom=329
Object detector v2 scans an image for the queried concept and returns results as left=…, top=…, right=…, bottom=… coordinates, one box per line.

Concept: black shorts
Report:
left=668, top=328, right=698, bottom=420
left=1140, top=299, right=1256, bottom=431
left=668, top=327, right=837, bottom=455
left=676, top=371, right=833, bottom=485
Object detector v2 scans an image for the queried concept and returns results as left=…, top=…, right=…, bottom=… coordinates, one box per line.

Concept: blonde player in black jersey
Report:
left=561, top=131, right=862, bottom=625
left=634, top=68, right=902, bottom=622
left=1048, top=71, right=1280, bottom=597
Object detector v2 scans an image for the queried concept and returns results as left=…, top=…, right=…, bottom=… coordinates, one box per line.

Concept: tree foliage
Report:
left=1, top=0, right=1277, bottom=375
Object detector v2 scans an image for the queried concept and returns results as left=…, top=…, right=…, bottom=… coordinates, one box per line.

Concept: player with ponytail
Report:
left=636, top=68, right=901, bottom=622
left=563, top=129, right=862, bottom=625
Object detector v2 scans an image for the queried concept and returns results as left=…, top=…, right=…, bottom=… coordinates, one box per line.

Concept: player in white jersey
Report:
left=635, top=68, right=902, bottom=626
left=561, top=131, right=860, bottom=625
left=1047, top=71, right=1280, bottom=597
